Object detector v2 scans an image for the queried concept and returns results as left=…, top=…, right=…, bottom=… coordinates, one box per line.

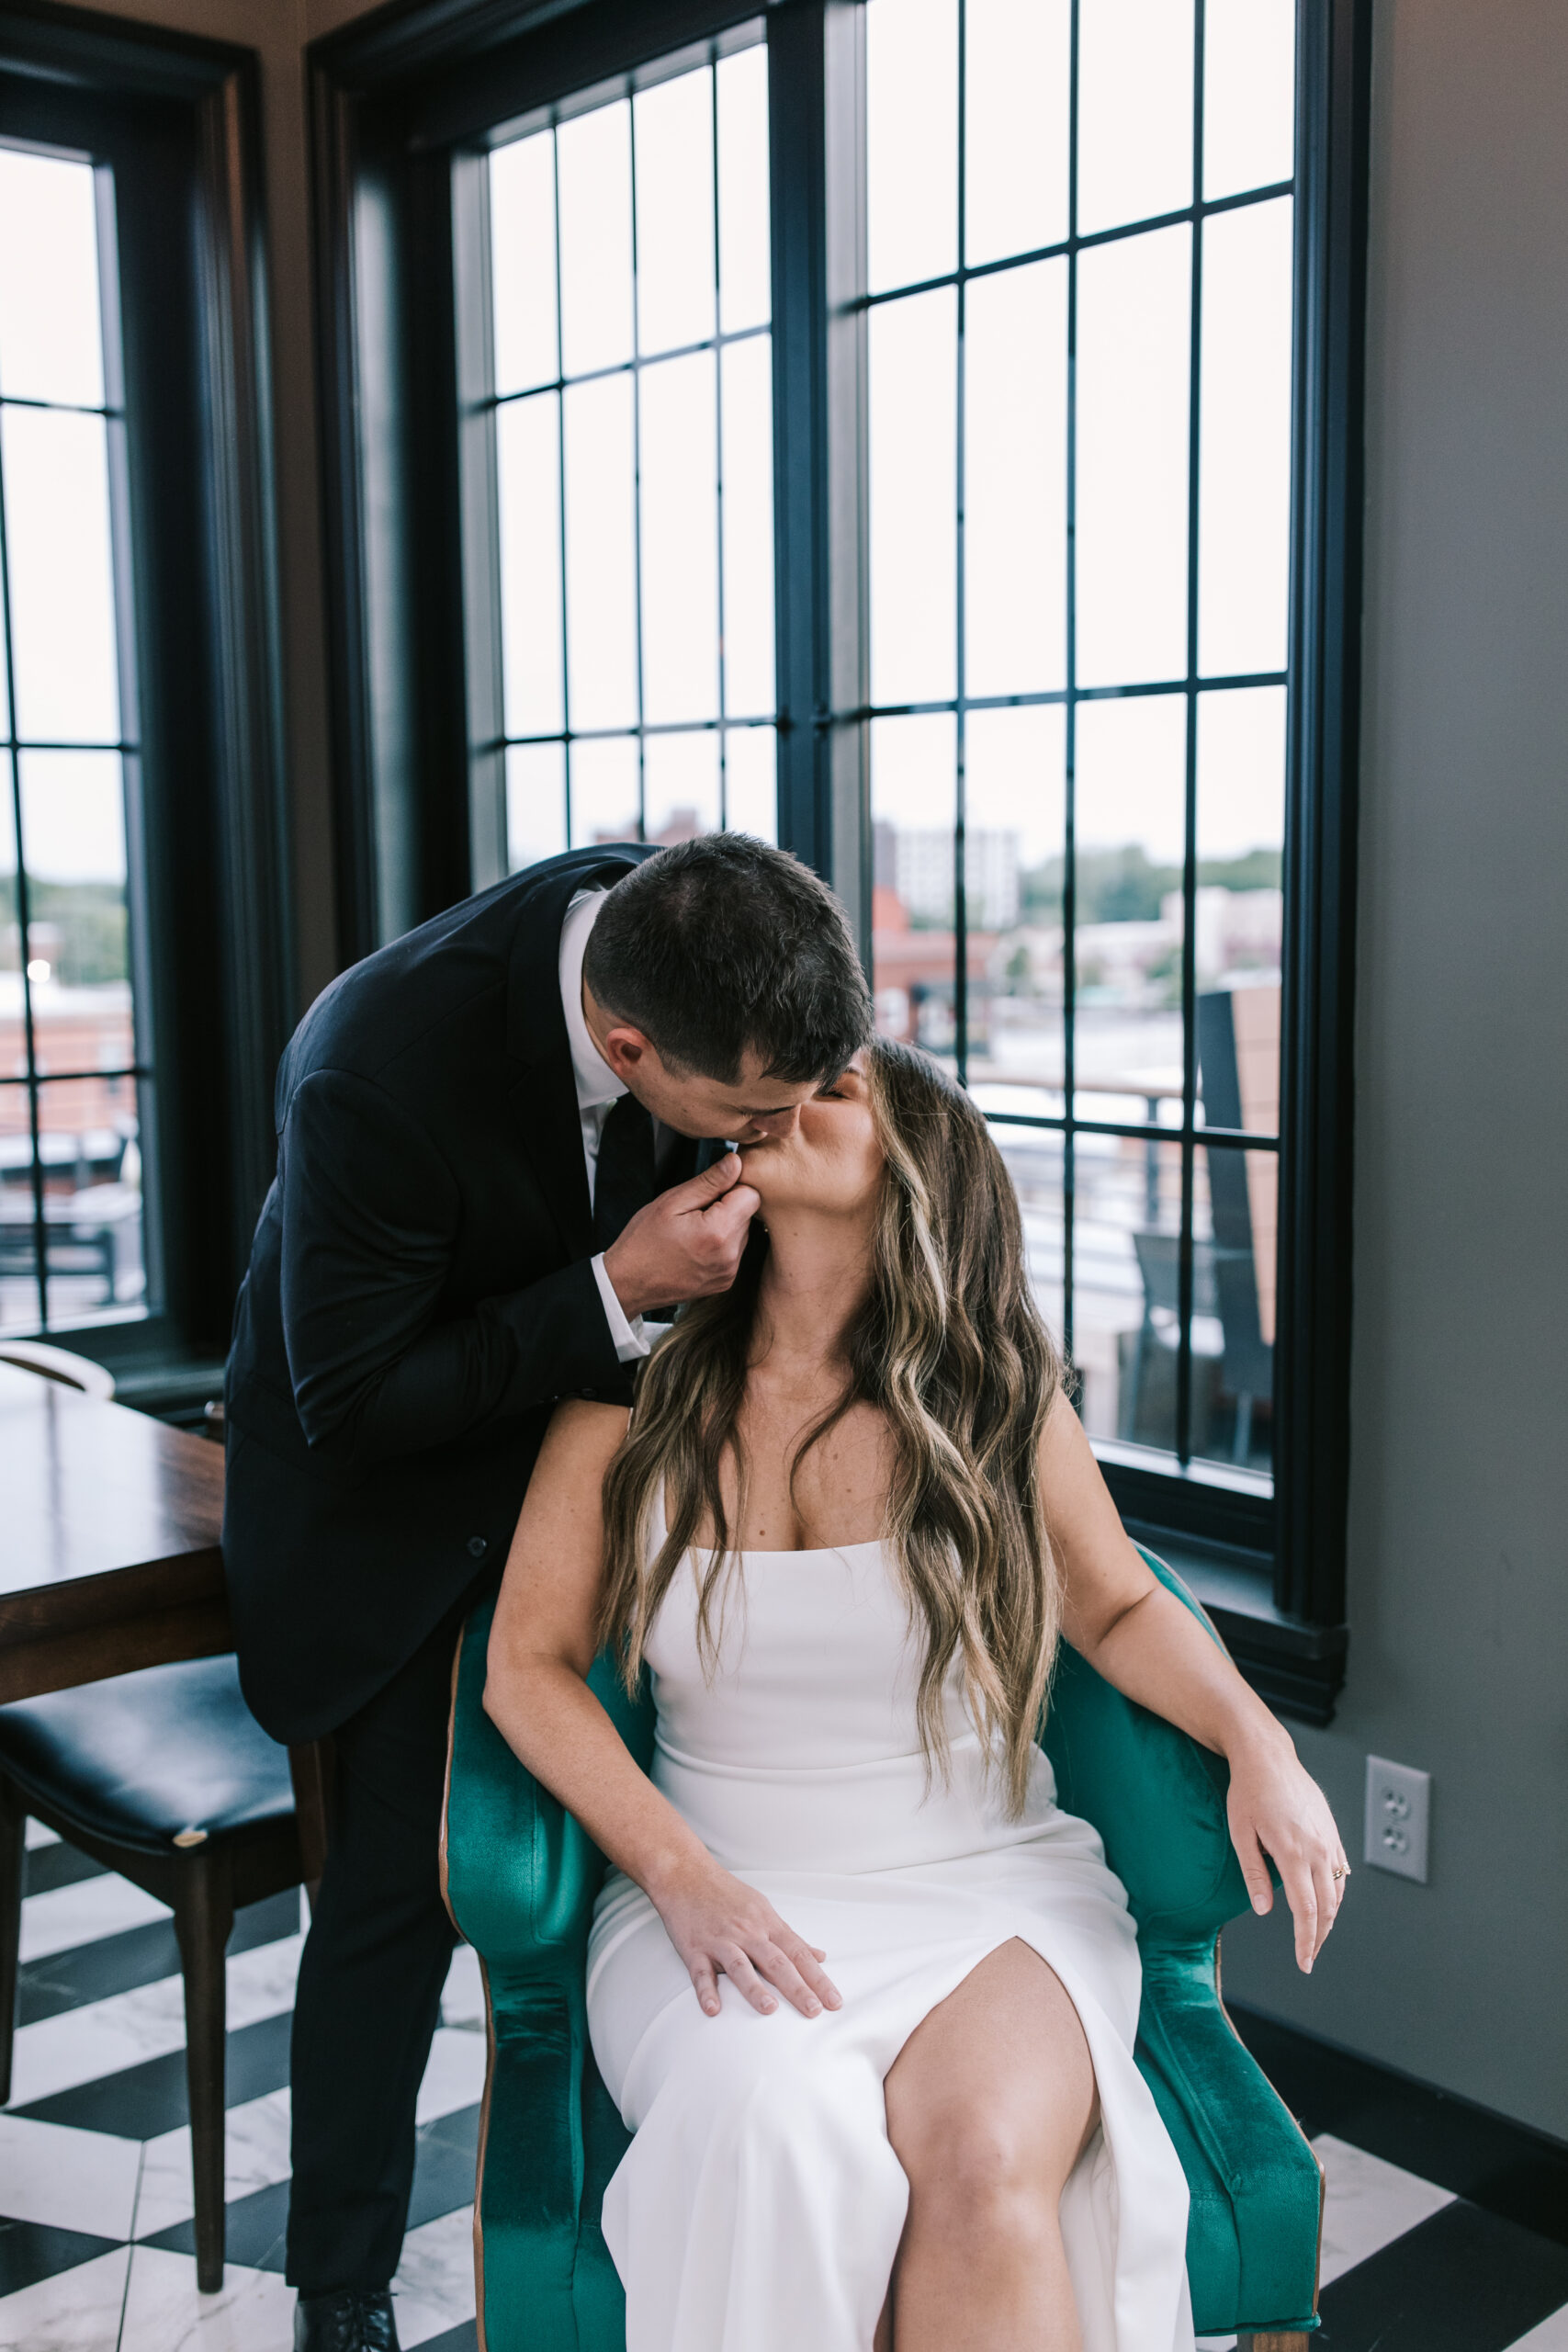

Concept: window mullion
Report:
left=953, top=0, right=968, bottom=1089
left=1176, top=0, right=1209, bottom=1467
left=1063, top=0, right=1081, bottom=1373
left=766, top=0, right=868, bottom=915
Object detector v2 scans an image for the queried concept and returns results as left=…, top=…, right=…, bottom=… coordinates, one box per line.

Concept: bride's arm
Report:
left=483, top=1399, right=840, bottom=2020
left=1042, top=1390, right=1348, bottom=1973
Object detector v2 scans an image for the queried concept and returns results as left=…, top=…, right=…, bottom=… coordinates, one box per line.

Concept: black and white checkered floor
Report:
left=0, top=1821, right=1563, bottom=2350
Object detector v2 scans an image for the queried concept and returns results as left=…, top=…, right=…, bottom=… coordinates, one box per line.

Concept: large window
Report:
left=0, top=143, right=150, bottom=1340
left=862, top=0, right=1294, bottom=1488
left=311, top=0, right=1370, bottom=1714
left=0, top=14, right=290, bottom=1387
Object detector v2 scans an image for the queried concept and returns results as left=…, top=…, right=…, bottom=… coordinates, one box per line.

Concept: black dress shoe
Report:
left=294, top=2288, right=401, bottom=2352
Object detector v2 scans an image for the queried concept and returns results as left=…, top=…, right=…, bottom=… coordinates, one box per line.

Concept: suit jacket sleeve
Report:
left=278, top=1067, right=627, bottom=1468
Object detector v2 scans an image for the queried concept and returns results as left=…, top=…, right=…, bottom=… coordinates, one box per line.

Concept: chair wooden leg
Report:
left=288, top=1738, right=336, bottom=1917
left=173, top=1848, right=234, bottom=2295
left=1237, top=2335, right=1311, bottom=2350
left=0, top=1785, right=24, bottom=2106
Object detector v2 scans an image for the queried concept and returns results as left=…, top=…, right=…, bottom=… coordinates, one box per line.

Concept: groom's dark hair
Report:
left=584, top=835, right=871, bottom=1085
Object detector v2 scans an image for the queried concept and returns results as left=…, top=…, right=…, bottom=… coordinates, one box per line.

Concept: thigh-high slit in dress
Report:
left=585, top=1511, right=1195, bottom=2352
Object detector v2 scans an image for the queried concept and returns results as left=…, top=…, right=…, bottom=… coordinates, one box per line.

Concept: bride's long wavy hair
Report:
left=596, top=1036, right=1066, bottom=1817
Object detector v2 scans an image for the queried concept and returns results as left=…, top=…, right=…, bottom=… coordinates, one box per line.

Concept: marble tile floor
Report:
left=0, top=1826, right=479, bottom=2351
left=1, top=1821, right=1563, bottom=2351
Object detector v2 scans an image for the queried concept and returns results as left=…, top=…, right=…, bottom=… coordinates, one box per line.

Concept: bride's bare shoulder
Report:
left=534, top=1397, right=632, bottom=1487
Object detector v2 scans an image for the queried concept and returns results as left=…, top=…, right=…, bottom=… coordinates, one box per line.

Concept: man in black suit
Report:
left=223, top=835, right=871, bottom=2352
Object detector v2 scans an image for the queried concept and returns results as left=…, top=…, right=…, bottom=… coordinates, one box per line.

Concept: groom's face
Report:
left=604, top=1031, right=822, bottom=1146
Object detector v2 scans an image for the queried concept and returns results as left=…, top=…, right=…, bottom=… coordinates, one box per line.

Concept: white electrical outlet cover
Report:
left=1363, top=1755, right=1430, bottom=1883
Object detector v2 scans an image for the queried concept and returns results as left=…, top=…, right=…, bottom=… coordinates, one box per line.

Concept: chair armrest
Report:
left=442, top=1593, right=655, bottom=1972
left=1040, top=1548, right=1263, bottom=1941
left=1139, top=1939, right=1323, bottom=2334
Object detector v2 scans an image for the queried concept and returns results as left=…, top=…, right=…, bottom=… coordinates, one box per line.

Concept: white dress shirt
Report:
left=559, top=888, right=662, bottom=1364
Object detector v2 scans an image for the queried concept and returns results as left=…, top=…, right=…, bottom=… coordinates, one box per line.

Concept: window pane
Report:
left=0, top=149, right=104, bottom=409
left=1197, top=684, right=1283, bottom=1136
left=562, top=373, right=637, bottom=730
left=724, top=724, right=776, bottom=842
left=557, top=100, right=633, bottom=378
left=866, top=0, right=958, bottom=293
left=720, top=334, right=775, bottom=719
left=645, top=729, right=720, bottom=845
left=490, top=131, right=558, bottom=395
left=964, top=703, right=1066, bottom=1093
left=16, top=752, right=130, bottom=1080
left=506, top=741, right=567, bottom=872
left=1073, top=693, right=1187, bottom=1126
left=964, top=258, right=1066, bottom=698
left=29, top=1073, right=144, bottom=1324
left=0, top=783, right=19, bottom=1088
left=635, top=69, right=716, bottom=359
left=871, top=711, right=957, bottom=1060
left=2, top=406, right=119, bottom=745
left=1204, top=0, right=1295, bottom=201
left=496, top=391, right=564, bottom=739
left=0, top=1090, right=42, bottom=1335
left=989, top=1117, right=1066, bottom=1353
left=964, top=0, right=1070, bottom=267
left=716, top=45, right=771, bottom=334
left=869, top=288, right=956, bottom=707
left=1190, top=1141, right=1275, bottom=1474
left=1076, top=226, right=1190, bottom=688
left=639, top=350, right=719, bottom=725
left=570, top=734, right=639, bottom=846
left=1198, top=198, right=1293, bottom=679
left=1080, top=1127, right=1181, bottom=1450
left=1077, top=0, right=1194, bottom=237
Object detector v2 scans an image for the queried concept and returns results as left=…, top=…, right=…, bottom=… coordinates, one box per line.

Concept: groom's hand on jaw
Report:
left=603, top=1151, right=761, bottom=1319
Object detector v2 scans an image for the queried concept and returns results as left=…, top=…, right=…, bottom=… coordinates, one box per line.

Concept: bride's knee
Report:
left=898, top=2111, right=1061, bottom=2245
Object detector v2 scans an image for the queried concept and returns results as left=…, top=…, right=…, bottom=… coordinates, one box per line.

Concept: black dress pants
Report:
left=286, top=1599, right=472, bottom=2292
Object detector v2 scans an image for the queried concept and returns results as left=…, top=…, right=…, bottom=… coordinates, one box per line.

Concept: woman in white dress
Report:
left=484, top=1038, right=1348, bottom=2352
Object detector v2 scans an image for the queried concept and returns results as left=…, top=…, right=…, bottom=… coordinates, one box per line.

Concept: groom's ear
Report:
left=601, top=1025, right=654, bottom=1085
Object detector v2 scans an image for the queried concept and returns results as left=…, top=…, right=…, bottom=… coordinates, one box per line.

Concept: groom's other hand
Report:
left=603, top=1152, right=761, bottom=1317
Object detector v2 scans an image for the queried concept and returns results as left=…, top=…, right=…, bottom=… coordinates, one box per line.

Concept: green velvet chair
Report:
left=442, top=1551, right=1323, bottom=2351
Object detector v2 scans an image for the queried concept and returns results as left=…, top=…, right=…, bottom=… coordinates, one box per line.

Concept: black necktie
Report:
left=593, top=1093, right=657, bottom=1252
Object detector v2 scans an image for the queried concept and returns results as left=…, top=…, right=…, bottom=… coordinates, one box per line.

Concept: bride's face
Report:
left=737, top=1054, right=883, bottom=1216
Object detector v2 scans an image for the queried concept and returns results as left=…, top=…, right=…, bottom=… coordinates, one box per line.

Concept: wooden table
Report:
left=0, top=1359, right=231, bottom=1706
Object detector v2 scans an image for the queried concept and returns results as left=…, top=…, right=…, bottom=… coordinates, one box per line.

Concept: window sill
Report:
left=1118, top=1519, right=1348, bottom=1729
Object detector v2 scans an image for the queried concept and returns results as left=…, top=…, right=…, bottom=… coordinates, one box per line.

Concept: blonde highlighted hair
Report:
left=596, top=1036, right=1065, bottom=1816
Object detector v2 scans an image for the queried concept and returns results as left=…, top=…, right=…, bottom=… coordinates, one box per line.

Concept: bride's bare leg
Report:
left=880, top=1938, right=1099, bottom=2352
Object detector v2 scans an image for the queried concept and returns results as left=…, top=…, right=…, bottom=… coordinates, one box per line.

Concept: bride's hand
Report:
left=1225, top=1732, right=1350, bottom=1973
left=649, top=1855, right=843, bottom=2020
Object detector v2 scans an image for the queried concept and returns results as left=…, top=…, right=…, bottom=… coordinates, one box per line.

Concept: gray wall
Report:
left=1218, top=0, right=1568, bottom=2143
left=85, top=0, right=1568, bottom=2135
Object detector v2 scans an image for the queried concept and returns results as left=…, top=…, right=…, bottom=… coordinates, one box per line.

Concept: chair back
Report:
left=0, top=1340, right=115, bottom=1399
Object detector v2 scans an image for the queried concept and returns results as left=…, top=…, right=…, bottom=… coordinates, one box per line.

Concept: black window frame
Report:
left=0, top=0, right=293, bottom=1403
left=308, top=0, right=1371, bottom=1722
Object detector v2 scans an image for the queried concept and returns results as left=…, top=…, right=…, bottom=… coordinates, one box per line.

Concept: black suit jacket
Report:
left=223, top=844, right=696, bottom=1744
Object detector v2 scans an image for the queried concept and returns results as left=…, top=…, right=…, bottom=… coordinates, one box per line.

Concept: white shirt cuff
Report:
left=592, top=1250, right=660, bottom=1363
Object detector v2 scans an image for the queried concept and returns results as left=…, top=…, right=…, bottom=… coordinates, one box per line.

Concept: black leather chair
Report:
left=0, top=1656, right=305, bottom=2291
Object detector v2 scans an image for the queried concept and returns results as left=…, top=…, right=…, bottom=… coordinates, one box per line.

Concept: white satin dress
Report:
left=585, top=1510, right=1195, bottom=2352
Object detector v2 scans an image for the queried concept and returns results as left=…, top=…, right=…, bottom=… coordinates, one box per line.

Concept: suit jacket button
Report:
left=467, top=1535, right=488, bottom=1559
left=579, top=1387, right=596, bottom=1400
